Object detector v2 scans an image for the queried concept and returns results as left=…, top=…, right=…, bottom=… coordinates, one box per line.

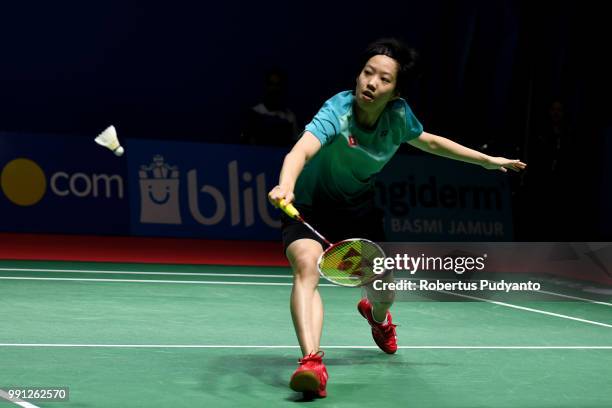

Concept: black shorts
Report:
left=281, top=203, right=386, bottom=252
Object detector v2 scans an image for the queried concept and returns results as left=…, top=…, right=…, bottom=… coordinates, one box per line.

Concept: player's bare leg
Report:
left=286, top=239, right=324, bottom=356
left=311, top=289, right=323, bottom=351
left=359, top=272, right=397, bottom=354
left=365, top=271, right=395, bottom=321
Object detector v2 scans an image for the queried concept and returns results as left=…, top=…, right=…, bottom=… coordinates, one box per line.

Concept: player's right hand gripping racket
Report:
left=279, top=199, right=387, bottom=287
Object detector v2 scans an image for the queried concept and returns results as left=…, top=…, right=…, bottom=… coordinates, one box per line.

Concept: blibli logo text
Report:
left=188, top=160, right=279, bottom=228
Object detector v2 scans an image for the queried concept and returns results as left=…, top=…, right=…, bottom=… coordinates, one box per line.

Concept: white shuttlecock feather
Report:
left=95, top=125, right=124, bottom=156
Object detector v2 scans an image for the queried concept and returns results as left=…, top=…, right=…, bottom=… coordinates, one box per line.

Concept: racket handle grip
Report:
left=279, top=199, right=300, bottom=219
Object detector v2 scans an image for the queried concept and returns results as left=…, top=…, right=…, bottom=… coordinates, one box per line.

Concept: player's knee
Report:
left=290, top=253, right=319, bottom=282
left=286, top=241, right=323, bottom=284
left=291, top=254, right=318, bottom=275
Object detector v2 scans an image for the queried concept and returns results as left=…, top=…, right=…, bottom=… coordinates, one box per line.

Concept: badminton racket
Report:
left=279, top=199, right=387, bottom=287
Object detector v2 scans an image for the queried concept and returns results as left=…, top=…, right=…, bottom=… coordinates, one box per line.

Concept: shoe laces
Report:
left=373, top=321, right=397, bottom=336
left=298, top=350, right=324, bottom=365
left=382, top=322, right=397, bottom=336
left=384, top=320, right=398, bottom=330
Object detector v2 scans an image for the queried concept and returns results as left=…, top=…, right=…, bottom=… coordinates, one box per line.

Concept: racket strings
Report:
left=318, top=239, right=385, bottom=287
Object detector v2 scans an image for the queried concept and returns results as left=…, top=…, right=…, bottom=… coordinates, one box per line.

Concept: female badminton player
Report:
left=268, top=38, right=526, bottom=398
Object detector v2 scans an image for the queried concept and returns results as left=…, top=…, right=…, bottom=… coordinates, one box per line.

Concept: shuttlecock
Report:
left=95, top=125, right=124, bottom=156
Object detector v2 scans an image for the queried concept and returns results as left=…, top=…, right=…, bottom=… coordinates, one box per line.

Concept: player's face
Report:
left=355, top=55, right=399, bottom=111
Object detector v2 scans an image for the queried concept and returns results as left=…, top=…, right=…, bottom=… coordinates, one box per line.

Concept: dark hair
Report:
left=361, top=38, right=420, bottom=96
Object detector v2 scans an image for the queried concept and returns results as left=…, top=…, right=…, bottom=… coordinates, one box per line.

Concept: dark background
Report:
left=0, top=1, right=609, bottom=240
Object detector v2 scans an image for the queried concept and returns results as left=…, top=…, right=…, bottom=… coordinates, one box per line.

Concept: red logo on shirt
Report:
left=348, top=135, right=358, bottom=146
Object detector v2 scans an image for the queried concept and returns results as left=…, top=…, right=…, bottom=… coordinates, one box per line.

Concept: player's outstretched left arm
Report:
left=408, top=131, right=527, bottom=173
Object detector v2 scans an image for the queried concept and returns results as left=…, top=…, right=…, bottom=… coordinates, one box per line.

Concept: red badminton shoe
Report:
left=289, top=351, right=328, bottom=398
left=357, top=298, right=398, bottom=354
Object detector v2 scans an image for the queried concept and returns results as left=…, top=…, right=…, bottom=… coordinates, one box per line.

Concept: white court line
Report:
left=0, top=389, right=40, bottom=408
left=0, top=267, right=292, bottom=279
left=1, top=275, right=610, bottom=328
left=3, top=267, right=611, bottom=306
left=533, top=288, right=612, bottom=307
left=398, top=276, right=612, bottom=307
left=439, top=290, right=612, bottom=329
left=479, top=278, right=612, bottom=307
left=0, top=276, right=335, bottom=287
left=0, top=343, right=611, bottom=349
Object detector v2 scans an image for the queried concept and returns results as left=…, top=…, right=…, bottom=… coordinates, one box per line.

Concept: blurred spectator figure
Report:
left=537, top=99, right=573, bottom=191
left=240, top=68, right=299, bottom=147
left=531, top=99, right=572, bottom=175
left=526, top=98, right=573, bottom=238
left=546, top=100, right=570, bottom=174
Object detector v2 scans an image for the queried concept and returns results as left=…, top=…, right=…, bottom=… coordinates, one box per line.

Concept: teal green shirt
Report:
left=295, top=91, right=423, bottom=210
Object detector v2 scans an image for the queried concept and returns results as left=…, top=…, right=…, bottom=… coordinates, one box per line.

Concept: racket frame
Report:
left=279, top=199, right=388, bottom=287
left=316, top=237, right=387, bottom=287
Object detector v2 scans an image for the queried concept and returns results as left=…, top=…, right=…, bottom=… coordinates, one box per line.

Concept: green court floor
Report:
left=1, top=260, right=611, bottom=407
